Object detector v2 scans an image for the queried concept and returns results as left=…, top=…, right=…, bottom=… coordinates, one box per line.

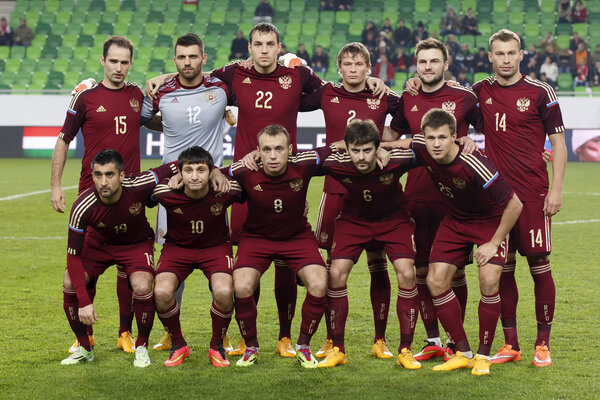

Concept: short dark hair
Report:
left=91, top=149, right=124, bottom=171
left=415, top=38, right=448, bottom=63
left=175, top=33, right=204, bottom=54
left=177, top=146, right=214, bottom=171
left=257, top=124, right=290, bottom=145
left=103, top=36, right=134, bottom=59
left=249, top=22, right=280, bottom=43
left=344, top=119, right=380, bottom=148
left=421, top=108, right=457, bottom=135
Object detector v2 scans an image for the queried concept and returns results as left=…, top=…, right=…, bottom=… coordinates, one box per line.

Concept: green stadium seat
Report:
left=525, top=23, right=541, bottom=42
left=98, top=22, right=114, bottom=35
left=462, top=0, right=477, bottom=13
left=179, top=11, right=196, bottom=23
left=113, top=22, right=129, bottom=36
left=152, top=0, right=168, bottom=11
left=159, top=22, right=176, bottom=36
left=524, top=0, right=539, bottom=12
left=592, top=86, right=600, bottom=95
left=336, top=11, right=351, bottom=25
left=5, top=58, right=20, bottom=73
left=191, top=21, right=207, bottom=36
left=41, top=47, right=58, bottom=59
left=316, top=34, right=331, bottom=51
left=85, top=12, right=102, bottom=24
left=53, top=58, right=70, bottom=73
left=126, top=71, right=145, bottom=86
left=225, top=10, right=242, bottom=24
left=320, top=11, right=334, bottom=24
left=540, top=0, right=556, bottom=13
left=0, top=46, right=9, bottom=60
left=222, top=23, right=238, bottom=37
left=35, top=22, right=52, bottom=35
left=175, top=22, right=192, bottom=35
left=556, top=23, right=572, bottom=36
left=73, top=46, right=90, bottom=61
left=39, top=11, right=56, bottom=24
left=57, top=46, right=73, bottom=60
left=136, top=47, right=153, bottom=61
left=145, top=22, right=160, bottom=36
left=509, top=10, right=524, bottom=27
left=287, top=22, right=301, bottom=36
left=147, top=11, right=164, bottom=23
left=557, top=35, right=570, bottom=49
left=106, top=0, right=121, bottom=12
left=63, top=71, right=82, bottom=88
left=82, top=22, right=98, bottom=36
left=45, top=0, right=60, bottom=12
left=10, top=46, right=26, bottom=60
left=90, top=0, right=106, bottom=12
left=25, top=45, right=41, bottom=60
left=78, top=34, right=95, bottom=47
left=0, top=71, right=16, bottom=87
left=20, top=59, right=37, bottom=74
left=11, top=83, right=29, bottom=92
left=121, top=0, right=136, bottom=11
left=557, top=73, right=572, bottom=91
left=102, top=11, right=118, bottom=24
left=167, top=0, right=182, bottom=13
left=70, top=59, right=86, bottom=73
left=210, top=11, right=226, bottom=25
left=572, top=23, right=588, bottom=38
left=574, top=86, right=589, bottom=97
left=153, top=47, right=169, bottom=60
left=51, top=23, right=68, bottom=36
left=25, top=10, right=41, bottom=26
left=31, top=71, right=48, bottom=86
left=128, top=23, right=145, bottom=36
left=29, top=0, right=45, bottom=12
left=118, top=10, right=133, bottom=24
left=59, top=0, right=75, bottom=10
left=493, top=0, right=509, bottom=13
left=474, top=72, right=490, bottom=83
left=0, top=59, right=4, bottom=72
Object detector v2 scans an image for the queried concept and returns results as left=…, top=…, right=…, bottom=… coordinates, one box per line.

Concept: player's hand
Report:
left=543, top=189, right=562, bottom=216
left=78, top=304, right=98, bottom=325
left=50, top=185, right=66, bottom=213
left=239, top=57, right=253, bottom=69
left=367, top=77, right=391, bottom=99
left=71, top=78, right=97, bottom=96
left=457, top=136, right=477, bottom=154
left=224, top=109, right=237, bottom=126
left=405, top=77, right=422, bottom=96
left=475, top=242, right=499, bottom=267
left=542, top=149, right=552, bottom=163
left=376, top=147, right=390, bottom=169
left=210, top=168, right=231, bottom=195
left=279, top=53, right=307, bottom=68
left=145, top=74, right=172, bottom=99
left=167, top=174, right=184, bottom=190
left=240, top=150, right=260, bottom=171
left=331, top=140, right=347, bottom=152
left=447, top=80, right=460, bottom=87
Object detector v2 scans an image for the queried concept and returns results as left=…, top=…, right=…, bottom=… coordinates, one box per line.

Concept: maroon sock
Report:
left=327, top=285, right=348, bottom=354
left=63, top=286, right=91, bottom=351
left=530, top=261, right=555, bottom=348
left=416, top=273, right=439, bottom=339
left=235, top=295, right=259, bottom=347
left=297, top=293, right=326, bottom=346
left=210, top=302, right=233, bottom=348
left=368, top=259, right=390, bottom=342
left=432, top=289, right=469, bottom=352
left=274, top=261, right=297, bottom=340
left=116, top=268, right=134, bottom=335
left=499, top=262, right=520, bottom=350
left=157, top=300, right=187, bottom=348
left=133, top=290, right=155, bottom=348
left=85, top=285, right=96, bottom=336
left=451, top=274, right=468, bottom=323
left=397, top=285, right=419, bottom=351
left=477, top=292, right=501, bottom=356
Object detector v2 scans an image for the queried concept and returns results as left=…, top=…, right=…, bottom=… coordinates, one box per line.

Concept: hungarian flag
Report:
left=22, top=127, right=76, bottom=158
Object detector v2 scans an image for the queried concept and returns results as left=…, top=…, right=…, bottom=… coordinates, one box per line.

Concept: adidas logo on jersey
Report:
left=173, top=208, right=183, bottom=214
left=330, top=97, right=340, bottom=103
left=243, top=77, right=251, bottom=84
left=486, top=98, right=493, bottom=104
left=96, top=222, right=106, bottom=228
left=171, top=97, right=179, bottom=103
left=253, top=184, right=263, bottom=191
left=342, top=178, right=352, bottom=183
left=411, top=105, right=418, bottom=112
left=96, top=105, right=107, bottom=112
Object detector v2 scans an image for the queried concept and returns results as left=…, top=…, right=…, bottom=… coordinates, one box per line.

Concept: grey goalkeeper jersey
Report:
left=141, top=75, right=234, bottom=166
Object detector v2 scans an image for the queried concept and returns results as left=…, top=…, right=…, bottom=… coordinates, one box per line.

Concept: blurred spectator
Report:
left=558, top=48, right=574, bottom=73
left=297, top=43, right=310, bottom=63
left=278, top=43, right=288, bottom=58
left=572, top=131, right=600, bottom=161
left=454, top=43, right=474, bottom=73
left=447, top=54, right=461, bottom=79
left=13, top=18, right=34, bottom=47
left=457, top=69, right=473, bottom=88
left=558, top=0, right=572, bottom=23
left=254, top=0, right=274, bottom=24
left=569, top=31, right=587, bottom=53
left=523, top=56, right=540, bottom=77
left=412, top=21, right=429, bottom=45
left=594, top=60, right=600, bottom=85
left=461, top=7, right=479, bottom=36
left=381, top=18, right=394, bottom=39
left=590, top=43, right=600, bottom=65
left=363, top=30, right=378, bottom=57
left=319, top=0, right=334, bottom=11
left=575, top=42, right=589, bottom=66
left=394, top=20, right=412, bottom=47
left=539, top=72, right=551, bottom=86
left=311, top=45, right=329, bottom=74
left=572, top=0, right=588, bottom=23
left=430, top=31, right=440, bottom=40
left=392, top=46, right=413, bottom=73
left=0, top=17, right=12, bottom=46
left=540, top=56, right=559, bottom=87
left=523, top=43, right=541, bottom=66
left=574, top=57, right=589, bottom=88
left=377, top=31, right=395, bottom=54
left=230, top=30, right=249, bottom=60
left=528, top=71, right=538, bottom=80
left=445, top=34, right=461, bottom=58
left=362, top=21, right=379, bottom=43
left=540, top=31, right=559, bottom=55
left=373, top=54, right=395, bottom=86
left=335, top=0, right=353, bottom=10
left=473, top=47, right=491, bottom=73
left=440, top=6, right=461, bottom=36
left=542, top=46, right=558, bottom=64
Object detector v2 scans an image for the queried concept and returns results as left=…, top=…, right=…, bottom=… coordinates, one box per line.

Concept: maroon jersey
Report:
left=151, top=180, right=243, bottom=248
left=412, top=134, right=514, bottom=221
left=227, top=146, right=332, bottom=239
left=391, top=83, right=482, bottom=202
left=60, top=82, right=145, bottom=193
left=472, top=75, right=565, bottom=201
left=67, top=162, right=178, bottom=256
left=321, top=148, right=416, bottom=220
left=300, top=82, right=402, bottom=194
left=211, top=62, right=323, bottom=160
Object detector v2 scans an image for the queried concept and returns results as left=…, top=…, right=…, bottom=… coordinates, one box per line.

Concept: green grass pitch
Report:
left=0, top=159, right=598, bottom=399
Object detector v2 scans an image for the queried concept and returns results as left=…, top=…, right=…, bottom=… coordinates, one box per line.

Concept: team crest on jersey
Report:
left=320, top=232, right=329, bottom=243
left=452, top=177, right=467, bottom=189
left=342, top=177, right=353, bottom=184
left=210, top=203, right=224, bottom=216
left=96, top=221, right=106, bottom=228
left=516, top=97, right=531, bottom=112
left=129, top=202, right=142, bottom=215
left=205, top=90, right=217, bottom=104
left=442, top=101, right=456, bottom=114
left=279, top=75, right=292, bottom=89
left=380, top=172, right=394, bottom=185
left=367, top=98, right=381, bottom=110
left=290, top=178, right=304, bottom=191
left=129, top=99, right=140, bottom=112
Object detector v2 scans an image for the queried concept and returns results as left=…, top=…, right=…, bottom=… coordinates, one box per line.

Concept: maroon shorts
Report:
left=81, top=237, right=155, bottom=281
left=331, top=216, right=416, bottom=263
left=430, top=216, right=508, bottom=268
left=315, top=192, right=344, bottom=250
left=156, top=242, right=233, bottom=284
left=234, top=230, right=325, bottom=274
left=508, top=200, right=551, bottom=257
left=408, top=200, right=446, bottom=267
left=230, top=202, right=247, bottom=245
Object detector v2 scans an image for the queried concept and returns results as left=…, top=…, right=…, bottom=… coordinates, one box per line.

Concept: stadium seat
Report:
left=35, top=22, right=52, bottom=35
left=57, top=46, right=73, bottom=60
left=572, top=23, right=588, bottom=38
left=557, top=35, right=570, bottom=49
left=78, top=35, right=95, bottom=47
left=153, top=47, right=169, bottom=60
left=336, top=11, right=351, bottom=25
left=9, top=46, right=26, bottom=60
left=145, top=22, right=161, bottom=37
left=211, top=11, right=226, bottom=25
left=53, top=58, right=70, bottom=73
left=574, top=86, right=589, bottom=97
left=81, top=22, right=98, bottom=36
left=73, top=46, right=90, bottom=61
left=179, top=11, right=196, bottom=23
left=98, top=22, right=114, bottom=35
left=51, top=23, right=68, bottom=36
left=117, top=10, right=133, bottom=24
left=556, top=24, right=572, bottom=36
left=39, top=11, right=56, bottom=25
left=13, top=73, right=31, bottom=88
left=474, top=72, right=490, bottom=83
left=540, top=0, right=556, bottom=13
left=128, top=23, right=144, bottom=36
left=175, top=22, right=192, bottom=36
left=41, top=47, right=58, bottom=59
left=557, top=73, right=573, bottom=91
left=156, top=34, right=172, bottom=48
left=148, top=11, right=164, bottom=23
left=5, top=59, right=20, bottom=73
left=70, top=59, right=86, bottom=73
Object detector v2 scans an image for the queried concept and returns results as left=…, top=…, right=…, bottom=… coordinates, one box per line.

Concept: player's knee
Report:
left=479, top=274, right=500, bottom=295
left=233, top=280, right=254, bottom=298
left=527, top=255, right=549, bottom=266
left=426, top=273, right=446, bottom=294
left=63, top=270, right=73, bottom=289
left=131, top=276, right=153, bottom=296
left=306, top=277, right=327, bottom=297
left=212, top=285, right=233, bottom=307
left=154, top=285, right=174, bottom=306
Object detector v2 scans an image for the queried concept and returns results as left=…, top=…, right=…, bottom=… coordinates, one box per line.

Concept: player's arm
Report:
left=50, top=137, right=70, bottom=213
left=475, top=193, right=523, bottom=266
left=545, top=133, right=567, bottom=216
left=366, top=77, right=390, bottom=98
left=145, top=73, right=177, bottom=99
left=143, top=113, right=163, bottom=131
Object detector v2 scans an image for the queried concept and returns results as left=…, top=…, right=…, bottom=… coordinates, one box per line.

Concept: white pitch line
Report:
left=0, top=186, right=78, bottom=201
left=563, top=191, right=600, bottom=196
left=0, top=236, right=66, bottom=240
left=553, top=219, right=600, bottom=225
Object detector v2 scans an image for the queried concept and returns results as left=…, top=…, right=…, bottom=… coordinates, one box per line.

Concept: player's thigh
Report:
left=297, top=264, right=327, bottom=296
left=315, top=192, right=344, bottom=250
left=409, top=200, right=445, bottom=267
left=331, top=217, right=371, bottom=262
left=512, top=200, right=551, bottom=257
left=130, top=270, right=154, bottom=294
